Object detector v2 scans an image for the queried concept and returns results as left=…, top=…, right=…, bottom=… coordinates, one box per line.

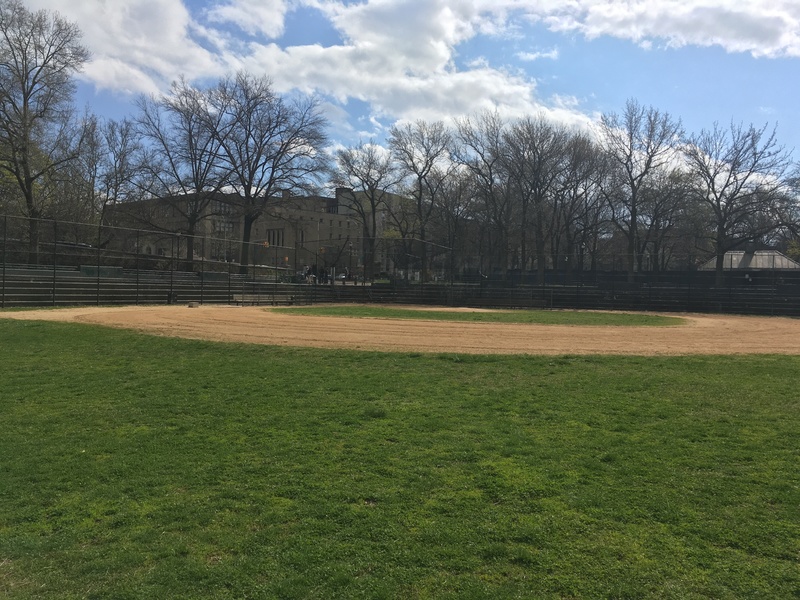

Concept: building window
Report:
left=213, top=220, right=234, bottom=236
left=266, top=229, right=284, bottom=247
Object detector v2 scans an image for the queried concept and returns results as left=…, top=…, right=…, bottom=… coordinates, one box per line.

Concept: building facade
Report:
left=105, top=189, right=389, bottom=278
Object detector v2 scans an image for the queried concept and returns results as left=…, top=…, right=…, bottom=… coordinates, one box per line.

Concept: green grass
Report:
left=0, top=320, right=798, bottom=599
left=272, top=305, right=685, bottom=326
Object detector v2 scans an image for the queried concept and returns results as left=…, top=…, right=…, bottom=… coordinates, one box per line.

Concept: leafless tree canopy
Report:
left=0, top=0, right=89, bottom=260
left=1, top=0, right=799, bottom=281
left=389, top=120, right=454, bottom=281
left=683, top=122, right=793, bottom=282
left=332, top=141, right=401, bottom=279
left=598, top=99, right=684, bottom=280
left=208, top=72, right=329, bottom=271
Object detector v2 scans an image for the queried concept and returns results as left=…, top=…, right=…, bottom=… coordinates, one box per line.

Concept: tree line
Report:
left=1, top=0, right=798, bottom=284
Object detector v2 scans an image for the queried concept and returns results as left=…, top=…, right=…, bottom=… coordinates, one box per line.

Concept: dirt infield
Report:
left=3, top=304, right=800, bottom=355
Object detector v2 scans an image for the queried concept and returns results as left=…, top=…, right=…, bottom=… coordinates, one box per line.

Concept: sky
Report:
left=25, top=0, right=800, bottom=152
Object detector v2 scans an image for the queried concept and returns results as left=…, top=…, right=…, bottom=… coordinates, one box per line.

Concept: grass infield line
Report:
left=270, top=305, right=686, bottom=326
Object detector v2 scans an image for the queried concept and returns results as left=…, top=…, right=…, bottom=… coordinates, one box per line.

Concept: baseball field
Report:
left=0, top=305, right=798, bottom=598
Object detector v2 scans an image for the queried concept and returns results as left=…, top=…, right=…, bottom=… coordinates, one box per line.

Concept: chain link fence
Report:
left=3, top=213, right=800, bottom=314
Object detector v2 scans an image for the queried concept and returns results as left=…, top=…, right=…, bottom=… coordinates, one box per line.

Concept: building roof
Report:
left=699, top=250, right=800, bottom=270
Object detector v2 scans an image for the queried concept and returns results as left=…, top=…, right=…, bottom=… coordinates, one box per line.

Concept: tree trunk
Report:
left=239, top=213, right=257, bottom=275
left=419, top=224, right=427, bottom=283
left=535, top=210, right=546, bottom=285
left=627, top=203, right=637, bottom=282
left=714, top=229, right=728, bottom=287
left=27, top=215, right=40, bottom=266
left=185, top=222, right=196, bottom=272
left=367, top=212, right=377, bottom=281
left=714, top=252, right=726, bottom=287
left=363, top=224, right=375, bottom=280
left=520, top=205, right=528, bottom=274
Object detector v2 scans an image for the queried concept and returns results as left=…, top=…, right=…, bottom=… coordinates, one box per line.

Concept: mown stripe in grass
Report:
left=271, top=305, right=685, bottom=326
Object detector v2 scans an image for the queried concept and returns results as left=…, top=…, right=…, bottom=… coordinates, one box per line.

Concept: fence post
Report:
left=200, top=235, right=205, bottom=306
left=52, top=220, right=57, bottom=306
left=169, top=234, right=175, bottom=305
left=611, top=256, right=616, bottom=310
left=2, top=215, right=6, bottom=308
left=135, top=230, right=140, bottom=305
left=771, top=253, right=776, bottom=316
left=96, top=226, right=101, bottom=306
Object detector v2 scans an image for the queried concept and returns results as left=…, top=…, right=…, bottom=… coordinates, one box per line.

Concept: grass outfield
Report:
left=272, top=305, right=685, bottom=326
left=0, top=320, right=798, bottom=599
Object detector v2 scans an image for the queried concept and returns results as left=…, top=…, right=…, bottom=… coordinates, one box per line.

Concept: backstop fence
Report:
left=3, top=213, right=800, bottom=315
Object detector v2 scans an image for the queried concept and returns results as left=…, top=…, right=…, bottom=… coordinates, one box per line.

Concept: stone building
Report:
left=104, top=188, right=392, bottom=278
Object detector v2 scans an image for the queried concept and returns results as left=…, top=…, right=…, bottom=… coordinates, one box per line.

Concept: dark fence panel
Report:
left=299, top=281, right=800, bottom=317
left=5, top=264, right=800, bottom=316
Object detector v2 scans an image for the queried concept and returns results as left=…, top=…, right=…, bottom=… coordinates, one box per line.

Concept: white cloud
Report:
left=27, top=0, right=227, bottom=93
left=532, top=0, right=800, bottom=58
left=318, top=0, right=482, bottom=74
left=205, top=0, right=288, bottom=39
left=517, top=48, right=560, bottom=61
left=262, top=0, right=583, bottom=127
left=279, top=0, right=800, bottom=132
left=21, top=0, right=800, bottom=145
left=237, top=33, right=553, bottom=127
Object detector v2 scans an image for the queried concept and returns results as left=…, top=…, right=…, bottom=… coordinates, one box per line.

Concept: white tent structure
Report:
left=699, top=250, right=800, bottom=270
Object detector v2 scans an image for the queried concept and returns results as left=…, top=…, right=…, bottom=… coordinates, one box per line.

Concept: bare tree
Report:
left=0, top=0, right=89, bottom=262
left=503, top=116, right=571, bottom=284
left=136, top=78, right=229, bottom=266
left=599, top=99, right=683, bottom=281
left=635, top=167, right=693, bottom=271
left=383, top=193, right=418, bottom=279
left=97, top=119, right=143, bottom=220
left=784, top=165, right=800, bottom=245
left=430, top=167, right=474, bottom=280
left=453, top=111, right=512, bottom=277
left=331, top=141, right=400, bottom=280
left=389, top=120, right=454, bottom=282
left=552, top=132, right=608, bottom=274
left=683, top=121, right=793, bottom=284
left=14, top=109, right=96, bottom=251
left=41, top=114, right=142, bottom=253
left=0, top=151, right=21, bottom=214
left=209, top=72, right=328, bottom=273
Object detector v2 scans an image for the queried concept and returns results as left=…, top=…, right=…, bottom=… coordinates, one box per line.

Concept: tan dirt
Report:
left=3, top=304, right=800, bottom=355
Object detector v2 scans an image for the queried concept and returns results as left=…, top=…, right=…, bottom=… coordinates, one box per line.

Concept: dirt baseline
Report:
left=3, top=304, right=800, bottom=355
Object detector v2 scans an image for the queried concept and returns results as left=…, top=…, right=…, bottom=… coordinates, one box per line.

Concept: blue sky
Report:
left=29, top=0, right=800, bottom=151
